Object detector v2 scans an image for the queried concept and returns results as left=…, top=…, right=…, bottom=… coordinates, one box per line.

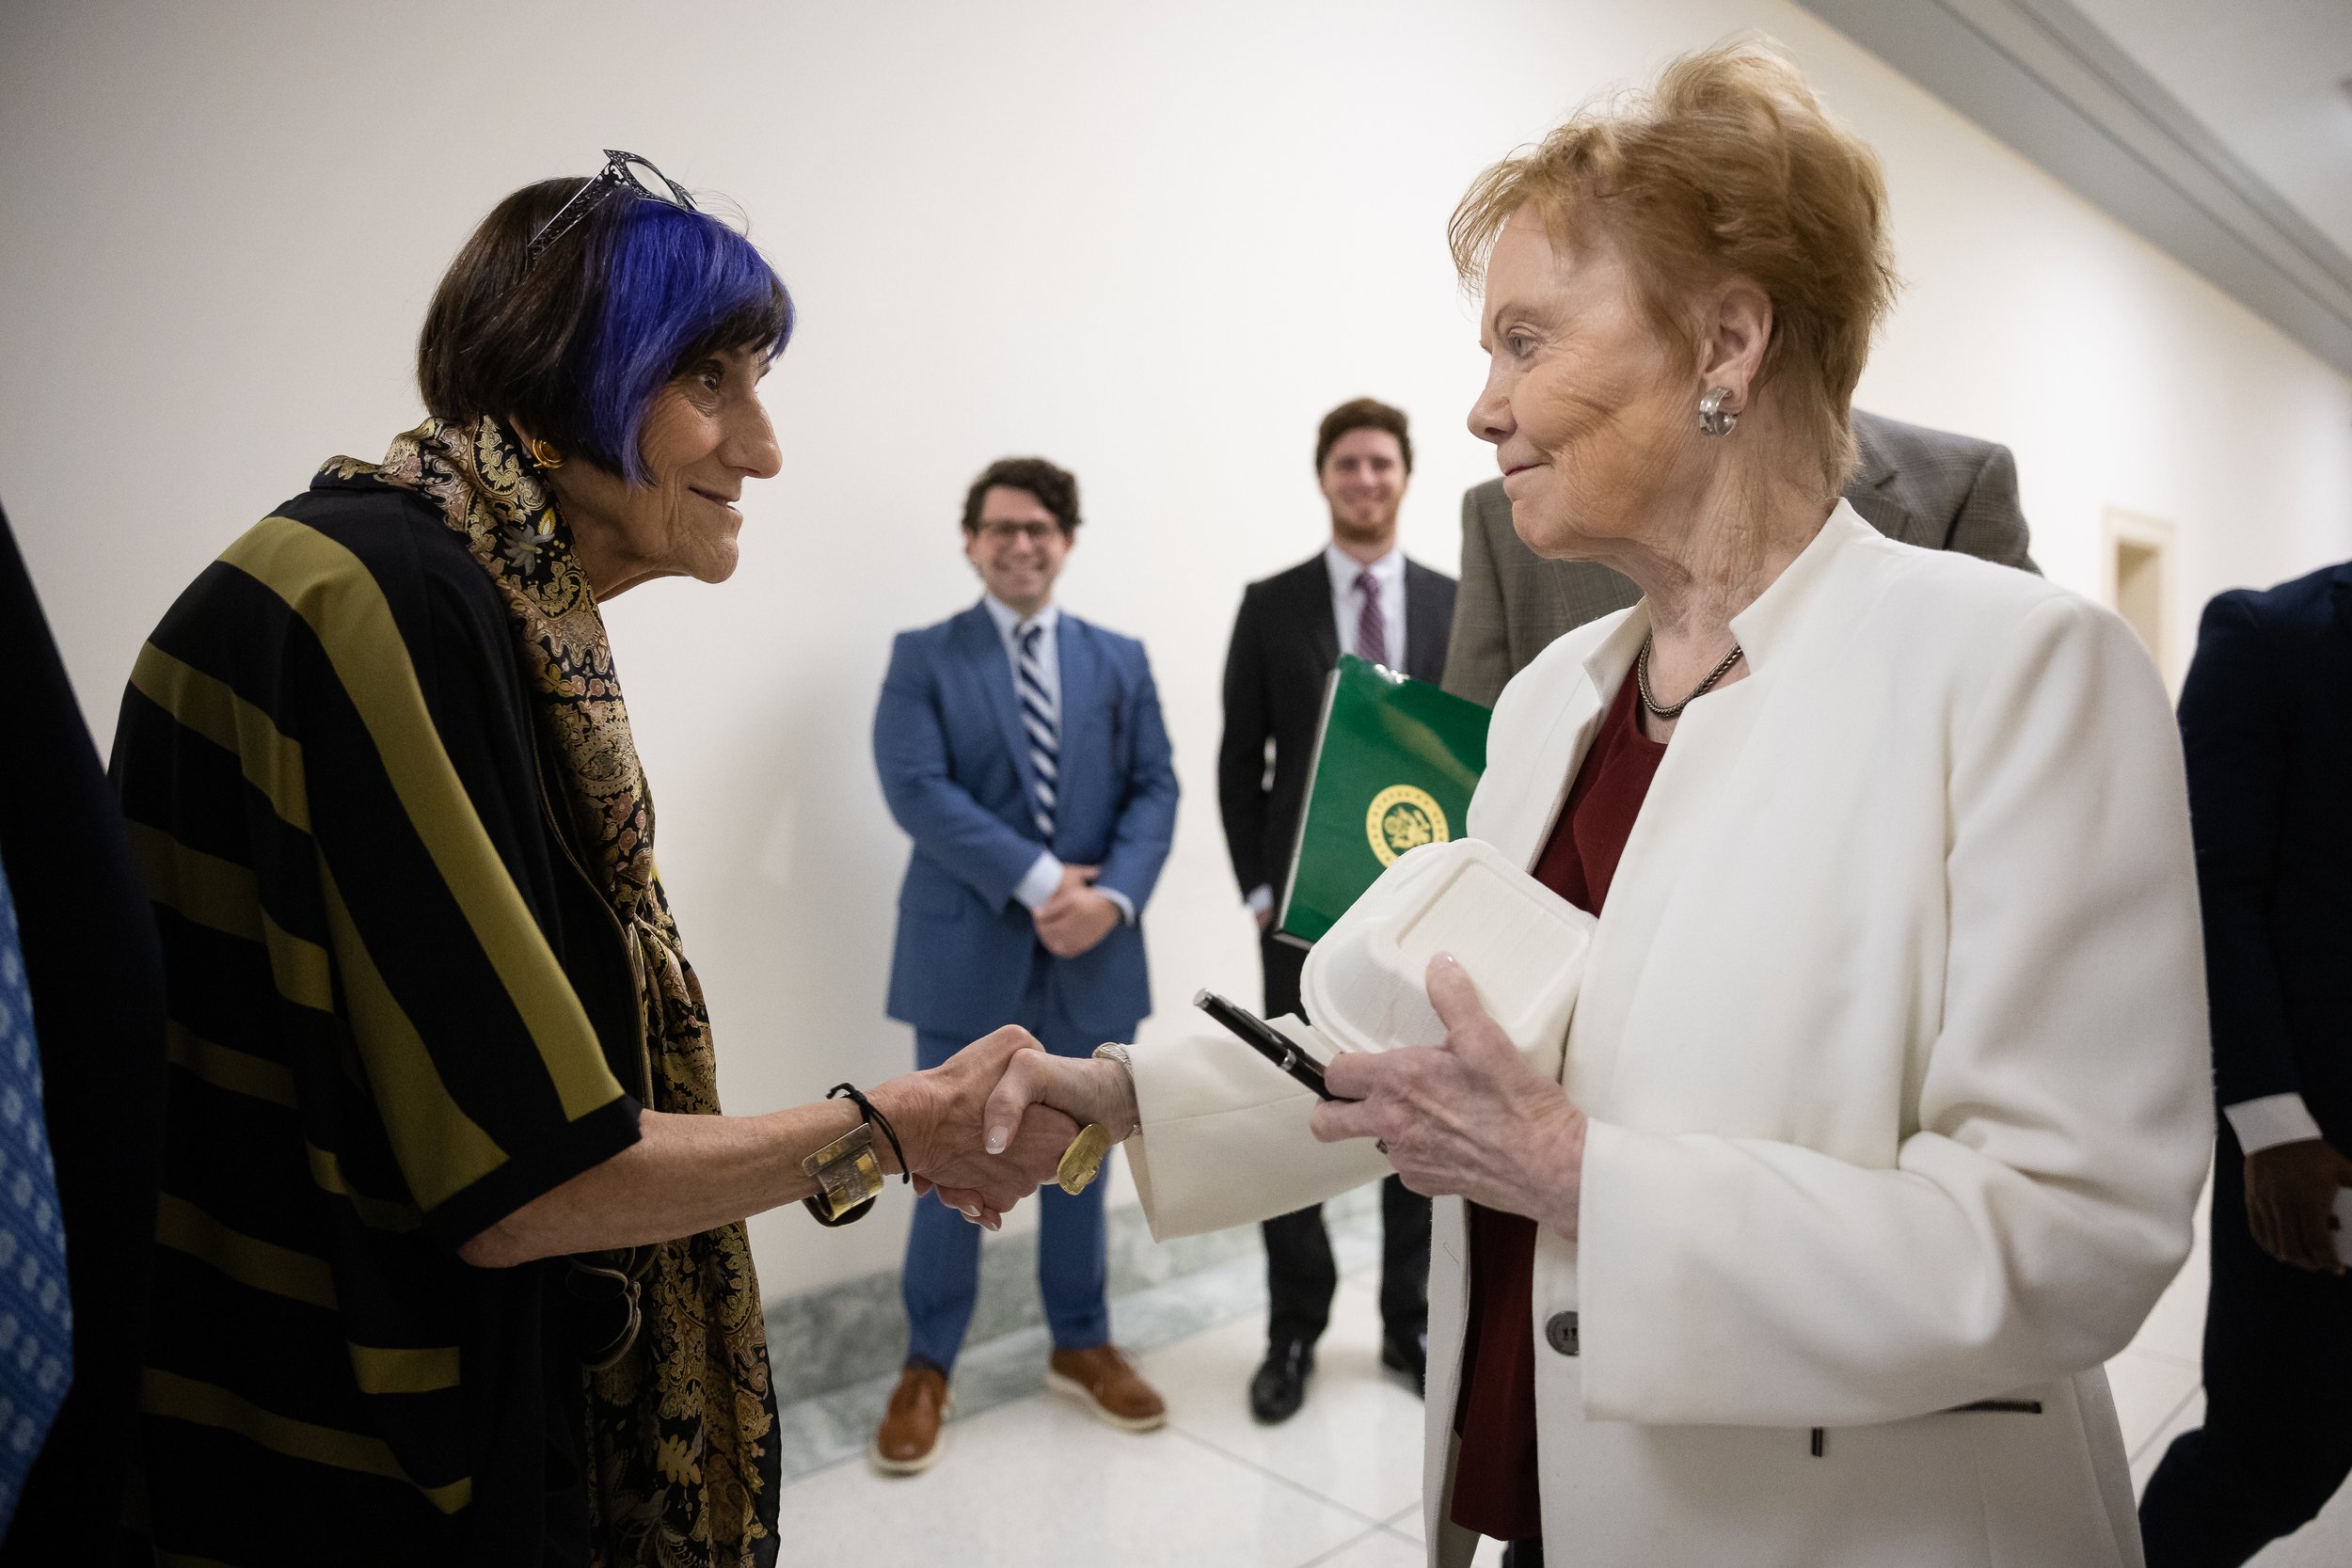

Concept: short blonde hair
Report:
left=1450, top=41, right=1897, bottom=497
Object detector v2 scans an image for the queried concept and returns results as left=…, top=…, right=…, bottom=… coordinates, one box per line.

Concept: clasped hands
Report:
left=962, top=953, right=1591, bottom=1239
left=1034, top=863, right=1120, bottom=958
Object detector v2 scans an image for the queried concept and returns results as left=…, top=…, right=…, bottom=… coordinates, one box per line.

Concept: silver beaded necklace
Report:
left=1635, top=634, right=1745, bottom=721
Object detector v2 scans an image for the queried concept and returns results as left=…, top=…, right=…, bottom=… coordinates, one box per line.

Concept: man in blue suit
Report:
left=868, top=456, right=1179, bottom=1475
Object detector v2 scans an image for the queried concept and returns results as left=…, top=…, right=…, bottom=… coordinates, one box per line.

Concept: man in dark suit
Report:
left=1440, top=408, right=2038, bottom=704
left=0, top=502, right=167, bottom=1561
left=1218, top=398, right=1456, bottom=1422
left=2138, top=563, right=2352, bottom=1567
left=870, top=457, right=1181, bottom=1474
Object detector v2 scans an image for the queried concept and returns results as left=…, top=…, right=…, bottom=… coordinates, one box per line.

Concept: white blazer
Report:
left=1123, top=504, right=2212, bottom=1567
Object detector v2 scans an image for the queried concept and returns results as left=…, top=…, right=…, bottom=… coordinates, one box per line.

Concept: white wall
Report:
left=5, top=0, right=2347, bottom=1299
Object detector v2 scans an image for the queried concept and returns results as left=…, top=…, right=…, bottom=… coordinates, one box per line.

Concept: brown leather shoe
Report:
left=869, top=1363, right=951, bottom=1475
left=1046, top=1344, right=1167, bottom=1432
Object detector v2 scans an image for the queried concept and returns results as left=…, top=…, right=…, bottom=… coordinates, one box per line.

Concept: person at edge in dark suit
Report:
left=2138, top=562, right=2352, bottom=1567
left=1217, top=397, right=1456, bottom=1422
left=870, top=456, right=1182, bottom=1475
left=0, top=501, right=167, bottom=1561
left=1439, top=407, right=2036, bottom=705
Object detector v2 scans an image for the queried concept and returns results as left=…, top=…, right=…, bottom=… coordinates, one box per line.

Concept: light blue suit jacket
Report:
left=875, top=602, right=1178, bottom=1040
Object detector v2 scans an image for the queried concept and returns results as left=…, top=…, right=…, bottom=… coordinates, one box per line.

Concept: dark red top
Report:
left=1448, top=672, right=1666, bottom=1543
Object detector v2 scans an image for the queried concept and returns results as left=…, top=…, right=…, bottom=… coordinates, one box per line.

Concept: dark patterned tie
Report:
left=1355, top=567, right=1389, bottom=669
left=1017, top=622, right=1058, bottom=840
left=0, top=864, right=71, bottom=1529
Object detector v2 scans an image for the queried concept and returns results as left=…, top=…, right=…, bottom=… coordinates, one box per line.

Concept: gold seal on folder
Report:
left=1365, top=784, right=1448, bottom=866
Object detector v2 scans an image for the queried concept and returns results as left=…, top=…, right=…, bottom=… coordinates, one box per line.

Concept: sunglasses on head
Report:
left=525, top=149, right=698, bottom=266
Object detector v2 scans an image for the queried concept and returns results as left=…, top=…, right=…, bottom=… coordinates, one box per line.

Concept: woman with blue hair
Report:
left=110, top=155, right=1073, bottom=1567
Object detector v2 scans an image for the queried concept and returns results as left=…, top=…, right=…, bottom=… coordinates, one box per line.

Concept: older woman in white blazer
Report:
left=981, top=42, right=2210, bottom=1568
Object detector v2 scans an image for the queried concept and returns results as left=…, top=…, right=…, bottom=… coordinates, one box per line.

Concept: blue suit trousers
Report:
left=900, top=952, right=1123, bottom=1372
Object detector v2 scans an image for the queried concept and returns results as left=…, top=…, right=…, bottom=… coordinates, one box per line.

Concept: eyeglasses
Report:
left=525, top=150, right=698, bottom=267
left=976, top=520, right=1064, bottom=545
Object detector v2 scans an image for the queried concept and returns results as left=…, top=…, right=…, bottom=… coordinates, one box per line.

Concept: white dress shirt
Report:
left=2224, top=1092, right=2325, bottom=1154
left=980, top=594, right=1132, bottom=926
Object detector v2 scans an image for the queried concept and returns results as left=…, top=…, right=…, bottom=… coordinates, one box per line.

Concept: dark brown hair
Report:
left=961, top=456, right=1082, bottom=535
left=417, top=177, right=793, bottom=482
left=1314, top=398, right=1413, bottom=475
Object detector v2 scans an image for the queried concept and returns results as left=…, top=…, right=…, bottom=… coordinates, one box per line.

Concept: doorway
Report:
left=2103, top=509, right=2180, bottom=694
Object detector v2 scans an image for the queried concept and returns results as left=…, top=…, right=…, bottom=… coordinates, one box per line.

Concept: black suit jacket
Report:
left=1218, top=551, right=1457, bottom=900
left=0, top=503, right=167, bottom=1562
left=2176, top=562, right=2352, bottom=1139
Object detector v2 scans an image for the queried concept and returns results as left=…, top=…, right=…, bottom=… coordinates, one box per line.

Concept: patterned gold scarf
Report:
left=326, top=417, right=778, bottom=1567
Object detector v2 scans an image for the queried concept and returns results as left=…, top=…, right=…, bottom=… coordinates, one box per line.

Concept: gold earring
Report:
left=527, top=436, right=566, bottom=470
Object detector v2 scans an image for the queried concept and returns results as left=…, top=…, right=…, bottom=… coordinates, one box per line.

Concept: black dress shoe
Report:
left=1380, top=1329, right=1426, bottom=1397
left=1248, top=1338, right=1314, bottom=1423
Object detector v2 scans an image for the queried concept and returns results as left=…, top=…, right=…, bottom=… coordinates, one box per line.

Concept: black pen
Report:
left=1193, top=988, right=1355, bottom=1101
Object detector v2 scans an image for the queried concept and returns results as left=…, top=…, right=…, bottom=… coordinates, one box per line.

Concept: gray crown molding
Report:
left=1798, top=0, right=2352, bottom=377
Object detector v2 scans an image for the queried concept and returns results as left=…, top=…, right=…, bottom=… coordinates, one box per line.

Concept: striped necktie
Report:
left=1355, top=567, right=1390, bottom=669
left=1017, top=621, right=1058, bottom=840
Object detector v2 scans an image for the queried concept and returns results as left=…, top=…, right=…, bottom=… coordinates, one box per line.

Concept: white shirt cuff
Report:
left=2225, top=1093, right=2326, bottom=1155
left=1013, top=851, right=1064, bottom=912
left=1245, top=884, right=1274, bottom=917
left=1100, top=887, right=1136, bottom=926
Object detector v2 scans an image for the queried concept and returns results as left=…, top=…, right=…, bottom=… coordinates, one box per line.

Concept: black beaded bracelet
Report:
left=828, top=1083, right=911, bottom=1184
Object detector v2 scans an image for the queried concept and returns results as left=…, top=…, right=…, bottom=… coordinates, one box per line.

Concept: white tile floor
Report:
left=776, top=1180, right=2352, bottom=1566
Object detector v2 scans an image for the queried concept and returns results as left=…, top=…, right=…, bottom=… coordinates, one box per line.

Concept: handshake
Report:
left=852, top=954, right=1583, bottom=1236
left=863, top=1026, right=1143, bottom=1228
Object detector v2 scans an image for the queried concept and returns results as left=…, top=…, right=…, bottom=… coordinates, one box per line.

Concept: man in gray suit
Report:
left=1441, top=408, right=2037, bottom=705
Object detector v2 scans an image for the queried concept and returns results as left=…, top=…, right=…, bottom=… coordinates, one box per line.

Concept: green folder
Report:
left=1275, top=655, right=1493, bottom=947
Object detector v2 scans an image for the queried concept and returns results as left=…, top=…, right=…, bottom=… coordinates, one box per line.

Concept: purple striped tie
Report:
left=1354, top=568, right=1389, bottom=668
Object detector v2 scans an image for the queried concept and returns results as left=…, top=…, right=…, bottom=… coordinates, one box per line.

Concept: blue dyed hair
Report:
left=568, top=197, right=794, bottom=483
left=418, top=176, right=795, bottom=484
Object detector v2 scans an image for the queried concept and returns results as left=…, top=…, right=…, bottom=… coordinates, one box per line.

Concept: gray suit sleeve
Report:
left=1945, top=443, right=2040, bottom=576
left=1442, top=485, right=1514, bottom=705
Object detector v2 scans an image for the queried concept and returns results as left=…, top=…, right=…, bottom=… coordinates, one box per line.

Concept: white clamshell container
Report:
left=1295, top=837, right=1596, bottom=1080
